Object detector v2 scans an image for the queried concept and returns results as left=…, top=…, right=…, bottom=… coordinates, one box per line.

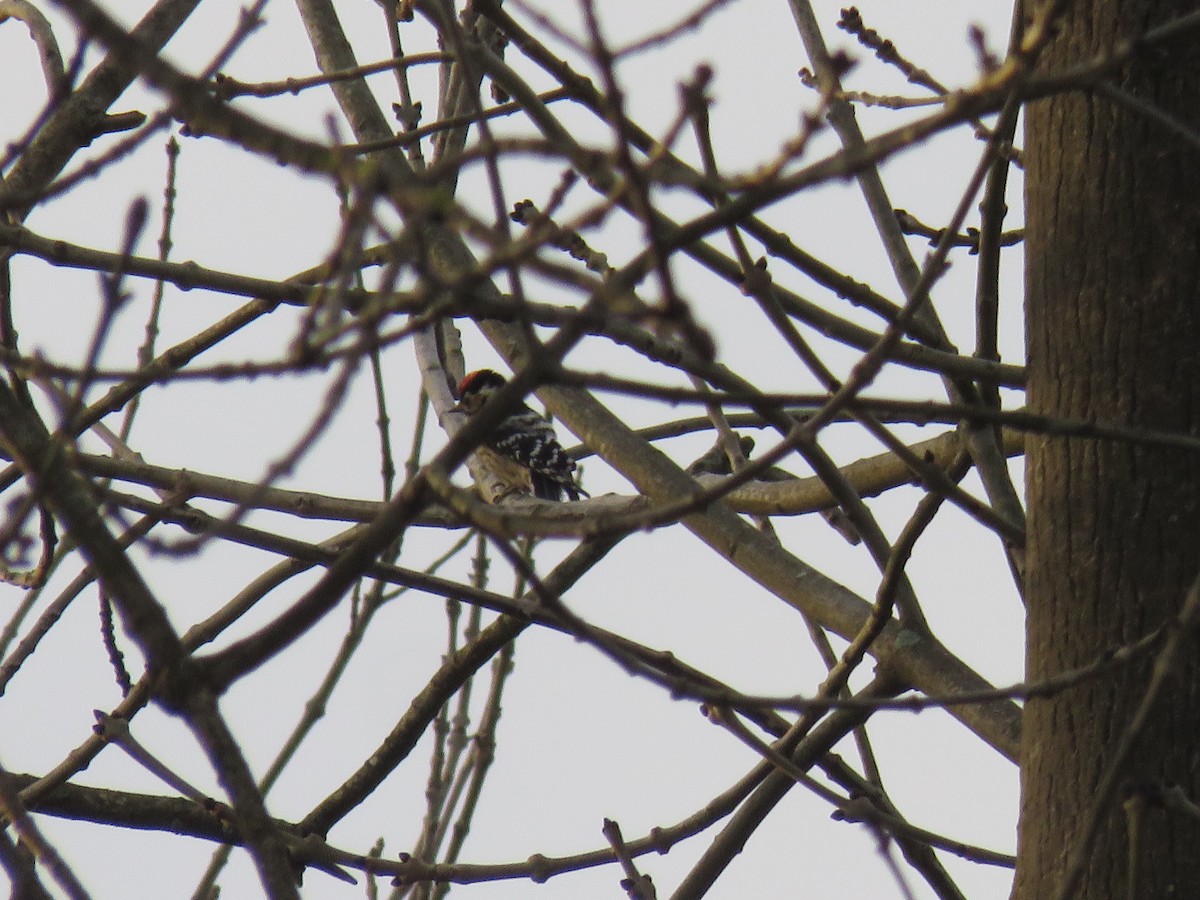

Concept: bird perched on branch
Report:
left=452, top=369, right=588, bottom=502
left=686, top=432, right=860, bottom=544
left=686, top=435, right=758, bottom=476
left=686, top=434, right=793, bottom=482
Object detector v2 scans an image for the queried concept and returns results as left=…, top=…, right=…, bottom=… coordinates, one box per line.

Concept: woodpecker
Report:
left=452, top=369, right=587, bottom=502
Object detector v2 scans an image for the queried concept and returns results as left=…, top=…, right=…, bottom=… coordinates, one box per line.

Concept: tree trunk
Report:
left=1016, top=2, right=1200, bottom=897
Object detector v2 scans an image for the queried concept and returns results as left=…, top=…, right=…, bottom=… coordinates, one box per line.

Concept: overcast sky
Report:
left=0, top=1, right=1026, bottom=897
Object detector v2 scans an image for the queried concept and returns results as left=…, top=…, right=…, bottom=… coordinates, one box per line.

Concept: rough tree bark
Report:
left=1017, top=1, right=1200, bottom=896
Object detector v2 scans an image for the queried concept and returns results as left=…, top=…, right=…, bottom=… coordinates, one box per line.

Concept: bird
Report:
left=686, top=435, right=758, bottom=476
left=452, top=369, right=587, bottom=502
left=685, top=432, right=859, bottom=544
left=685, top=434, right=793, bottom=481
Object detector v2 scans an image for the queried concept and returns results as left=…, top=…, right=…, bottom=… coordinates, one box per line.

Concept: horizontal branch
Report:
left=62, top=426, right=1021, bottom=536
left=0, top=220, right=1025, bottom=389
left=2, top=770, right=703, bottom=887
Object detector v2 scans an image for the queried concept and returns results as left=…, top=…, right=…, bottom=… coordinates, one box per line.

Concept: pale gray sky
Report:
left=1, top=1, right=1024, bottom=897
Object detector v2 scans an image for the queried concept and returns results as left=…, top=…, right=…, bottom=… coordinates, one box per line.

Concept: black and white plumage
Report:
left=453, top=369, right=587, bottom=502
